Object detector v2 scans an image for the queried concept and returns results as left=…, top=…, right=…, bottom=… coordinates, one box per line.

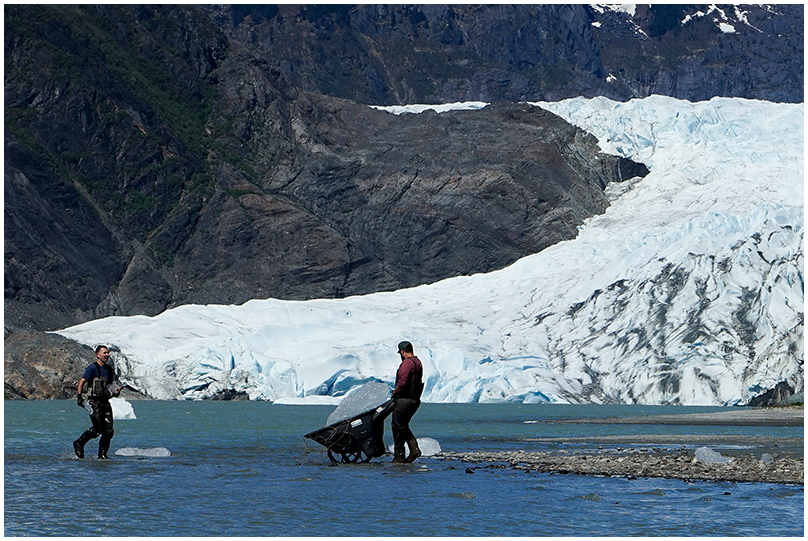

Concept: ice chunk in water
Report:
left=327, top=381, right=390, bottom=425
left=115, top=447, right=171, bottom=457
left=81, top=397, right=136, bottom=419
left=694, top=446, right=733, bottom=464
left=387, top=437, right=441, bottom=457
left=417, top=437, right=441, bottom=456
left=110, top=397, right=137, bottom=420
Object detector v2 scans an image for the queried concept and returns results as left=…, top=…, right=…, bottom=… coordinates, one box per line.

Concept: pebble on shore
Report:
left=438, top=449, right=804, bottom=485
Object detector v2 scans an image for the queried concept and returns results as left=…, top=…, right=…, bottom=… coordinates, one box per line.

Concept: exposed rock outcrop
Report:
left=4, top=4, right=648, bottom=333
left=5, top=332, right=87, bottom=399
left=749, top=381, right=803, bottom=407
left=4, top=331, right=146, bottom=400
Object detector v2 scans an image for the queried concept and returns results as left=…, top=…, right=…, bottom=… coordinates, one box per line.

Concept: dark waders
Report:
left=391, top=397, right=421, bottom=463
left=74, top=400, right=114, bottom=459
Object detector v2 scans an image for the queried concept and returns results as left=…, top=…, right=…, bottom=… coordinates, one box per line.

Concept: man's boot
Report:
left=405, top=438, right=422, bottom=463
left=98, top=439, right=110, bottom=460
left=73, top=439, right=85, bottom=459
left=73, top=429, right=94, bottom=459
left=391, top=446, right=407, bottom=463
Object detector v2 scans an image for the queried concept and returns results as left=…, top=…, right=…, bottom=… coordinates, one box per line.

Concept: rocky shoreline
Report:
left=438, top=407, right=804, bottom=485
left=439, top=448, right=803, bottom=485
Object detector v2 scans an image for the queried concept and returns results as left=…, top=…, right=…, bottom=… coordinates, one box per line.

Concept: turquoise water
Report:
left=4, top=401, right=803, bottom=536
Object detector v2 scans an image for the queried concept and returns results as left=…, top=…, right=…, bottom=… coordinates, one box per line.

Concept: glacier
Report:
left=55, top=96, right=804, bottom=406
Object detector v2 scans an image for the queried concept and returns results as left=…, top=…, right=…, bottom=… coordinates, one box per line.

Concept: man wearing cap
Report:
left=391, top=340, right=424, bottom=463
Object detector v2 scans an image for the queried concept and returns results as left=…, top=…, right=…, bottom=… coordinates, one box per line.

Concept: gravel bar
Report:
left=529, top=407, right=804, bottom=427
left=437, top=407, right=804, bottom=485
left=438, top=449, right=803, bottom=485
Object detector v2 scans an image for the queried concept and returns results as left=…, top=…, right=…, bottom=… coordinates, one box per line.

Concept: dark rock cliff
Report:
left=204, top=4, right=803, bottom=104
left=5, top=4, right=650, bottom=333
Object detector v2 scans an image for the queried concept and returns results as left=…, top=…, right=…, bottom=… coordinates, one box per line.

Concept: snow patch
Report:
left=718, top=22, right=736, bottom=34
left=370, top=102, right=488, bottom=115
left=591, top=4, right=636, bottom=17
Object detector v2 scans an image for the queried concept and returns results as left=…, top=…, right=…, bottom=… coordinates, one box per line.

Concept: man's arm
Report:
left=393, top=359, right=414, bottom=397
left=76, top=377, right=87, bottom=407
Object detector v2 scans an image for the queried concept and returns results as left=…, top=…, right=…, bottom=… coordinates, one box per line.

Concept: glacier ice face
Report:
left=56, top=96, right=803, bottom=405
left=527, top=96, right=803, bottom=405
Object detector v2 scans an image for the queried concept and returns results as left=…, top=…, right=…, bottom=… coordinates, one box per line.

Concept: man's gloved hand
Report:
left=77, top=394, right=84, bottom=408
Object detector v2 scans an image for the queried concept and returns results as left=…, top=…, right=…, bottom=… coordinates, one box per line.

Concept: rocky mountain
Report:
left=5, top=4, right=655, bottom=333
left=3, top=5, right=803, bottom=401
left=205, top=4, right=803, bottom=104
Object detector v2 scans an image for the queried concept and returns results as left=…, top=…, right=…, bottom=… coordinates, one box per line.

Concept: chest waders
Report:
left=73, top=378, right=115, bottom=459
left=391, top=397, right=421, bottom=462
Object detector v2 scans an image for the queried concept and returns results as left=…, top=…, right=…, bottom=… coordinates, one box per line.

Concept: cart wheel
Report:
left=336, top=449, right=363, bottom=463
left=327, top=448, right=373, bottom=463
left=327, top=450, right=340, bottom=464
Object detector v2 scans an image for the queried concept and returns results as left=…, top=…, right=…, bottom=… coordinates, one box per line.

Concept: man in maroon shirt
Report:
left=391, top=341, right=424, bottom=463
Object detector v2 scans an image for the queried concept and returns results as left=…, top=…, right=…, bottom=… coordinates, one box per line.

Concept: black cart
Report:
left=305, top=399, right=396, bottom=463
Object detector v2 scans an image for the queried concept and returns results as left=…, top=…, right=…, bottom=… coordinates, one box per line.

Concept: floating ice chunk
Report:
left=694, top=446, right=733, bottom=464
left=115, top=447, right=171, bottom=458
left=110, top=397, right=137, bottom=420
left=327, top=381, right=391, bottom=425
left=387, top=437, right=441, bottom=457
left=417, top=437, right=441, bottom=456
